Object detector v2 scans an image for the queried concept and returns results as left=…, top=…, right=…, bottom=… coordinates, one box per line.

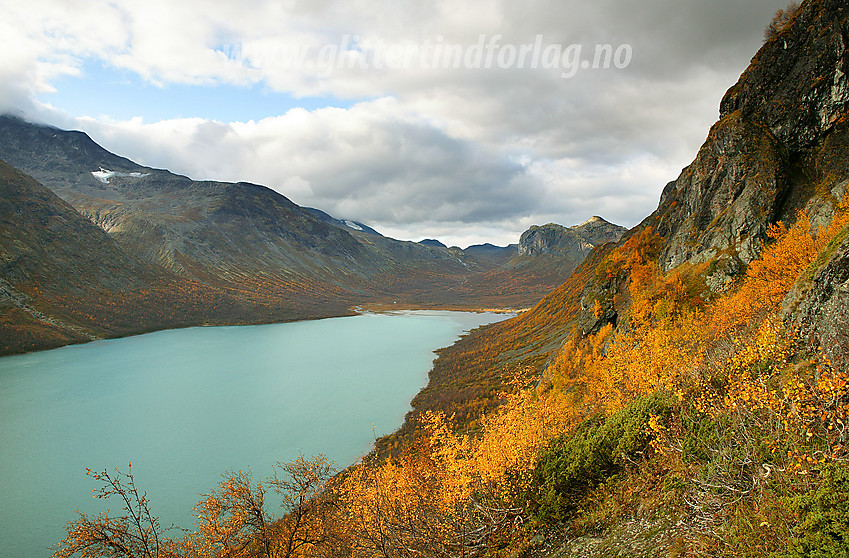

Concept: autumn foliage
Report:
left=56, top=194, right=849, bottom=557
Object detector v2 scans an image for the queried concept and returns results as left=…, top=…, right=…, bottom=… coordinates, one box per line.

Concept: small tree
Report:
left=53, top=464, right=178, bottom=558
left=191, top=469, right=275, bottom=558
left=268, top=455, right=335, bottom=558
left=189, top=455, right=336, bottom=558
left=764, top=2, right=800, bottom=42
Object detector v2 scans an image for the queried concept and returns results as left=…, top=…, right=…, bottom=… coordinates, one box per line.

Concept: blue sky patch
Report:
left=38, top=59, right=356, bottom=122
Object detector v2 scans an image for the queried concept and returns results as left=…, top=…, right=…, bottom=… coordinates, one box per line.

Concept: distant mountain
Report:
left=518, top=217, right=626, bottom=257
left=487, top=217, right=629, bottom=295
left=465, top=243, right=512, bottom=253
left=0, top=158, right=271, bottom=353
left=0, top=156, right=144, bottom=352
left=0, top=115, right=378, bottom=279
left=418, top=239, right=447, bottom=248
left=0, top=114, right=627, bottom=352
left=463, top=243, right=515, bottom=267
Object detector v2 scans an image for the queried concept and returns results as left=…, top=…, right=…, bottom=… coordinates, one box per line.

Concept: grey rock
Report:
left=787, top=233, right=849, bottom=370
left=705, top=255, right=744, bottom=293
left=518, top=217, right=627, bottom=258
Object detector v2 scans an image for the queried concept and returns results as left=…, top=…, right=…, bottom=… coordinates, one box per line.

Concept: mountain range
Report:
left=0, top=116, right=625, bottom=354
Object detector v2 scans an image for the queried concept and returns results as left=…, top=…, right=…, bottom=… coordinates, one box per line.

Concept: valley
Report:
left=4, top=0, right=849, bottom=557
left=0, top=115, right=625, bottom=355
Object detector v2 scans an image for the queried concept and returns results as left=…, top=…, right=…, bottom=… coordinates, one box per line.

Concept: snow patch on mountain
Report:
left=91, top=168, right=150, bottom=184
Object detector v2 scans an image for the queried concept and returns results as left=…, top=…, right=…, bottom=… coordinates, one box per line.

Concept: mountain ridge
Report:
left=0, top=117, right=627, bottom=353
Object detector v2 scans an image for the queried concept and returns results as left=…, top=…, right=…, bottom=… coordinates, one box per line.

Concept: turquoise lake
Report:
left=0, top=310, right=508, bottom=557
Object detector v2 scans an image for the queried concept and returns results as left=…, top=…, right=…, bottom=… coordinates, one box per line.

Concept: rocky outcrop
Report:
left=705, top=254, right=744, bottom=293
left=518, top=217, right=626, bottom=258
left=787, top=233, right=849, bottom=369
left=573, top=215, right=629, bottom=246
left=719, top=1, right=849, bottom=153
left=519, top=223, right=595, bottom=258
left=577, top=275, right=619, bottom=336
left=649, top=0, right=849, bottom=272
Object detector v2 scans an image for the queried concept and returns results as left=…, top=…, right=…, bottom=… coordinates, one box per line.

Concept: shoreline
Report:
left=0, top=302, right=524, bottom=359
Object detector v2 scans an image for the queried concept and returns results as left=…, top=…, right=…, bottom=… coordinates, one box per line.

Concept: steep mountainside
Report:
left=393, top=0, right=849, bottom=448
left=362, top=2, right=849, bottom=555
left=647, top=0, right=849, bottom=274
left=0, top=157, right=141, bottom=351
left=0, top=159, right=273, bottom=353
left=638, top=0, right=849, bottom=368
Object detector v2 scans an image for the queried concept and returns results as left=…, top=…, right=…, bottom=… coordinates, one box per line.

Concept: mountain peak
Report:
left=419, top=238, right=447, bottom=249
left=518, top=218, right=626, bottom=257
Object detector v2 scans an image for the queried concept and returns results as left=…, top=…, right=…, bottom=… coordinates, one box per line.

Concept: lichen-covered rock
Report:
left=705, top=254, right=744, bottom=293
left=577, top=277, right=619, bottom=335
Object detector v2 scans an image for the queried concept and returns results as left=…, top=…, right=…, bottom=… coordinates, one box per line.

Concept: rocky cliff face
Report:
left=648, top=0, right=849, bottom=275
left=519, top=224, right=594, bottom=258
left=518, top=217, right=626, bottom=257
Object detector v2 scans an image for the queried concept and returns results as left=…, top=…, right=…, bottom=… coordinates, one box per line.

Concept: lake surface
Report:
left=0, top=310, right=508, bottom=557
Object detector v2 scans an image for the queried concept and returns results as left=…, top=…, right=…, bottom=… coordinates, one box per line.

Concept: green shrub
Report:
left=525, top=392, right=674, bottom=523
left=680, top=410, right=731, bottom=463
left=781, top=463, right=849, bottom=558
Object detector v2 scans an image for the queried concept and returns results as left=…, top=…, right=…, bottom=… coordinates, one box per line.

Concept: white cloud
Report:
left=73, top=99, right=540, bottom=228
left=0, top=0, right=793, bottom=246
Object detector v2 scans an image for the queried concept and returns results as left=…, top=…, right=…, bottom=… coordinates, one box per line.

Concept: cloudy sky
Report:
left=1, top=0, right=789, bottom=247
